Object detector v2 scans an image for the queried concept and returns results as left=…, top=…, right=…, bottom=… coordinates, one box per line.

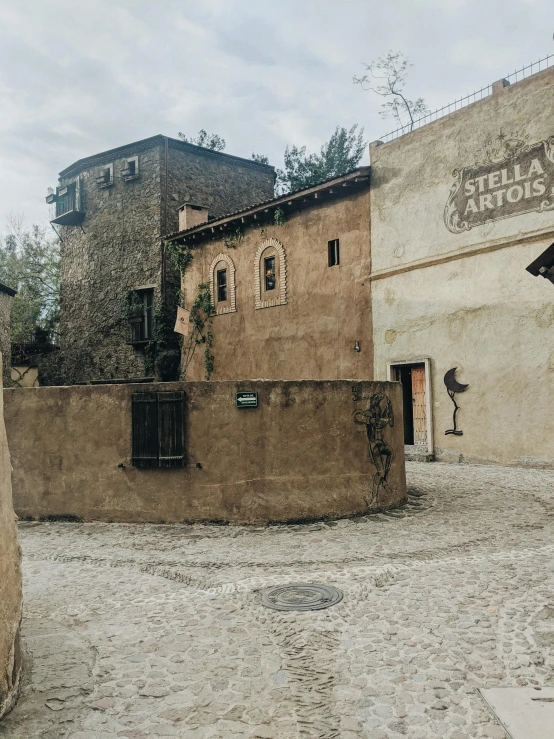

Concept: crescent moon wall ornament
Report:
left=444, top=367, right=468, bottom=436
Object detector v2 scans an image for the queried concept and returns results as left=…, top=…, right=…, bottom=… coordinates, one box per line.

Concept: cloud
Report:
left=0, top=0, right=553, bottom=224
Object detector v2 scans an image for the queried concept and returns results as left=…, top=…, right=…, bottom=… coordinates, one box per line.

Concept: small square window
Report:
left=217, top=268, right=228, bottom=302
left=264, top=256, right=276, bottom=291
left=328, top=239, right=340, bottom=267
left=122, top=156, right=139, bottom=180
left=96, top=163, right=114, bottom=187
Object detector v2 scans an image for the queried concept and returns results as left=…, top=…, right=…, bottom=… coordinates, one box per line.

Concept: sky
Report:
left=1, top=0, right=553, bottom=228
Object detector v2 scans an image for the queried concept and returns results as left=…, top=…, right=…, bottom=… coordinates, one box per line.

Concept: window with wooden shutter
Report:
left=158, top=391, right=185, bottom=467
left=132, top=391, right=185, bottom=468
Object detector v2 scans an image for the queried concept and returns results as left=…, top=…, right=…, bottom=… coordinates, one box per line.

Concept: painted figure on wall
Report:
left=354, top=393, right=394, bottom=505
left=444, top=367, right=469, bottom=436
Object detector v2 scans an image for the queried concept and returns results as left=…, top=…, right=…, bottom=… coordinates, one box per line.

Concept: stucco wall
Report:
left=0, top=293, right=12, bottom=389
left=370, top=67, right=554, bottom=466
left=182, top=189, right=372, bottom=381
left=0, top=358, right=22, bottom=719
left=4, top=380, right=406, bottom=524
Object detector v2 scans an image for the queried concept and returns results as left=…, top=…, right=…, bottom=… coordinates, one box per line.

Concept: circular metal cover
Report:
left=260, top=583, right=343, bottom=611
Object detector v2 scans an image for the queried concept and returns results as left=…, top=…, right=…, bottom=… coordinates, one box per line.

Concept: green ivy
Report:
left=183, top=282, right=215, bottom=380
left=273, top=207, right=286, bottom=227
left=223, top=226, right=243, bottom=249
left=165, top=240, right=193, bottom=273
left=123, top=290, right=144, bottom=320
left=143, top=303, right=181, bottom=380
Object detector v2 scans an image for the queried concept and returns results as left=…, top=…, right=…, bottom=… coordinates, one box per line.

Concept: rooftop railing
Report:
left=378, top=53, right=554, bottom=144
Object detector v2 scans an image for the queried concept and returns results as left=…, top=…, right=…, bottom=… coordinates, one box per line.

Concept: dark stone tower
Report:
left=46, top=135, right=274, bottom=385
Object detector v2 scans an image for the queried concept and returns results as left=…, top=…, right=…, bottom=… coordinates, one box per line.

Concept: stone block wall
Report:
left=4, top=380, right=406, bottom=524
left=57, top=143, right=164, bottom=385
left=0, top=357, right=22, bottom=719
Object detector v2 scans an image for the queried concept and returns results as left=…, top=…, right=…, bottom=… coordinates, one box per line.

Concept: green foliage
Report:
left=155, top=349, right=181, bottom=381
left=123, top=290, right=144, bottom=320
left=223, top=226, right=243, bottom=250
left=183, top=282, right=215, bottom=380
left=178, top=129, right=226, bottom=151
left=273, top=207, right=286, bottom=227
left=251, top=153, right=269, bottom=164
left=276, top=125, right=366, bottom=194
left=143, top=302, right=181, bottom=380
left=353, top=51, right=430, bottom=130
left=165, top=240, right=193, bottom=272
left=0, top=220, right=60, bottom=344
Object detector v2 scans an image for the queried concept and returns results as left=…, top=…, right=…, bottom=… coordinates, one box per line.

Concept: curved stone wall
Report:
left=0, top=356, right=22, bottom=719
left=4, top=380, right=406, bottom=525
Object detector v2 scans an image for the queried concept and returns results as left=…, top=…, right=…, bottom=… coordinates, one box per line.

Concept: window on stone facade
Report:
left=96, top=163, right=114, bottom=188
left=129, top=289, right=154, bottom=343
left=217, top=268, right=228, bottom=302
left=122, top=156, right=139, bottom=180
left=328, top=239, right=340, bottom=267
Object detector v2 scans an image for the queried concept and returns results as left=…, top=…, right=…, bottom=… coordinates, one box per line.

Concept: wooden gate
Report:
left=411, top=366, right=427, bottom=445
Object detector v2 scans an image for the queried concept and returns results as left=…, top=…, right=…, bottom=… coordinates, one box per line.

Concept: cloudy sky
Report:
left=1, top=0, right=553, bottom=226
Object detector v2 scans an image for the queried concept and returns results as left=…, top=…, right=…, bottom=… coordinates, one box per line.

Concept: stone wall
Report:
left=4, top=380, right=406, bottom=524
left=0, top=357, right=22, bottom=719
left=370, top=66, right=554, bottom=467
left=182, top=188, right=372, bottom=381
left=54, top=138, right=275, bottom=386
left=56, top=143, right=164, bottom=385
left=0, top=290, right=13, bottom=389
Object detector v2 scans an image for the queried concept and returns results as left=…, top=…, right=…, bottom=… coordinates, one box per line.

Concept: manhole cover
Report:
left=260, top=583, right=343, bottom=611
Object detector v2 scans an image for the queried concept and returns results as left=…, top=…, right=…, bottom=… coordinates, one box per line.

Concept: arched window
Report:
left=209, top=253, right=236, bottom=315
left=255, top=238, right=287, bottom=309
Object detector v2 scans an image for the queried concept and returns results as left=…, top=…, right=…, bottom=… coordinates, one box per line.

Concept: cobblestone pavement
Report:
left=2, top=462, right=554, bottom=738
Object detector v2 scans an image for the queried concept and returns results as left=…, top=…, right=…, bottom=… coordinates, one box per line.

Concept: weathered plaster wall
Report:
left=4, top=380, right=406, bottom=524
left=182, top=190, right=372, bottom=381
left=0, top=358, right=22, bottom=719
left=370, top=67, right=554, bottom=466
left=0, top=293, right=12, bottom=389
left=55, top=139, right=275, bottom=386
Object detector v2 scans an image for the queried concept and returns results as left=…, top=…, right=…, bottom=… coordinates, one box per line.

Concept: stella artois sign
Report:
left=444, top=134, right=554, bottom=233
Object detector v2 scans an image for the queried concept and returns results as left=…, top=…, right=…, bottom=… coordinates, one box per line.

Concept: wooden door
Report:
left=411, top=366, right=427, bottom=445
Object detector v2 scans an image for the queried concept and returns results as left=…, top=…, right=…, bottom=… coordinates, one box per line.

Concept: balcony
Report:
left=47, top=180, right=84, bottom=226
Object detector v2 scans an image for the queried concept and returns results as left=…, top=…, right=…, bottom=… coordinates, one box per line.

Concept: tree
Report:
left=0, top=218, right=60, bottom=344
left=354, top=51, right=430, bottom=131
left=177, top=129, right=226, bottom=151
left=276, top=125, right=366, bottom=194
left=251, top=153, right=269, bottom=165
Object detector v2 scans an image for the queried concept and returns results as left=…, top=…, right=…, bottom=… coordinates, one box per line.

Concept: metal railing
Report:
left=379, top=53, right=554, bottom=144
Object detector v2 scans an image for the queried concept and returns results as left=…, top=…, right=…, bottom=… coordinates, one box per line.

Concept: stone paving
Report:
left=1, top=461, right=554, bottom=738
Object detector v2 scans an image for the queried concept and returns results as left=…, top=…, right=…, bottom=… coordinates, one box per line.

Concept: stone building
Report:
left=0, top=283, right=16, bottom=389
left=47, top=135, right=275, bottom=385
left=369, top=65, right=554, bottom=467
left=163, top=169, right=371, bottom=381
